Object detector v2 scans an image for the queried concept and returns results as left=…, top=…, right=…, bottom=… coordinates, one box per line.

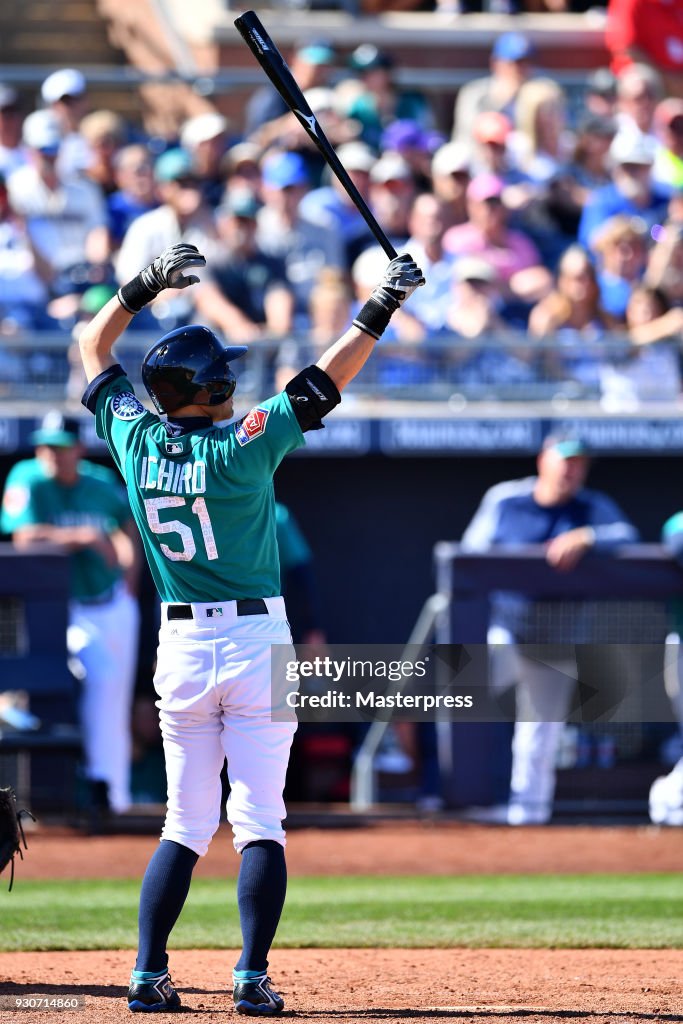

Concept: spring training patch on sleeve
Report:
left=235, top=406, right=270, bottom=446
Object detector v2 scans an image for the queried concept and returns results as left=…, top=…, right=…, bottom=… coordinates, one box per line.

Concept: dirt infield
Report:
left=1, top=949, right=681, bottom=1023
left=13, top=820, right=683, bottom=878
left=2, top=823, right=683, bottom=1023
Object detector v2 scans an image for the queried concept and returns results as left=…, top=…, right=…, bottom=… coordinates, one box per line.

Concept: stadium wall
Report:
left=2, top=449, right=682, bottom=644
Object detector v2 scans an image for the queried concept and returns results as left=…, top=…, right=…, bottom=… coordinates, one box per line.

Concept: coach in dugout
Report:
left=649, top=511, right=683, bottom=825
left=0, top=411, right=141, bottom=825
left=460, top=433, right=638, bottom=825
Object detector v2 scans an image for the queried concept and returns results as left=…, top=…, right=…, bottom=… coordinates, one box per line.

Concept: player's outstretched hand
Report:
left=382, top=253, right=426, bottom=306
left=142, top=243, right=207, bottom=293
left=352, top=253, right=425, bottom=341
left=118, top=243, right=207, bottom=314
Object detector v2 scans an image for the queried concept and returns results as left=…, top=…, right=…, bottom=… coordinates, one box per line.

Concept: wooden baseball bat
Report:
left=234, top=10, right=398, bottom=261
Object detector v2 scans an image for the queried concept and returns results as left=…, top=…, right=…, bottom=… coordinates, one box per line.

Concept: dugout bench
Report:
left=0, top=544, right=82, bottom=812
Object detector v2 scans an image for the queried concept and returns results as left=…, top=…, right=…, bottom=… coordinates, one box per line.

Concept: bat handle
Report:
left=379, top=237, right=398, bottom=260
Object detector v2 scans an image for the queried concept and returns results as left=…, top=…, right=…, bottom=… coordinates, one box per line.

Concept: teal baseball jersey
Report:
left=1, top=456, right=130, bottom=601
left=90, top=372, right=306, bottom=602
left=663, top=512, right=683, bottom=545
left=275, top=502, right=312, bottom=574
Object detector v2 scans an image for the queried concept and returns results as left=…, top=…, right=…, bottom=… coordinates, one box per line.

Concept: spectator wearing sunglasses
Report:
left=115, top=148, right=219, bottom=327
left=652, top=99, right=683, bottom=191
left=108, top=144, right=159, bottom=250
left=193, top=188, right=294, bottom=343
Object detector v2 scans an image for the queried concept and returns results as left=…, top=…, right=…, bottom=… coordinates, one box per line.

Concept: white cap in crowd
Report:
left=431, top=141, right=472, bottom=178
left=609, top=132, right=655, bottom=166
left=335, top=142, right=375, bottom=173
left=352, top=245, right=390, bottom=287
left=22, top=109, right=62, bottom=151
left=454, top=257, right=497, bottom=284
left=370, top=152, right=412, bottom=184
left=302, top=88, right=337, bottom=116
left=41, top=68, right=87, bottom=104
left=180, top=112, right=229, bottom=150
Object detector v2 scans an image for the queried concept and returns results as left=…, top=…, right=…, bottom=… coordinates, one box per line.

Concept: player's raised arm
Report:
left=316, top=254, right=425, bottom=392
left=79, top=243, right=207, bottom=383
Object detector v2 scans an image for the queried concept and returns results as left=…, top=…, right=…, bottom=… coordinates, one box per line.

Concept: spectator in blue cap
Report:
left=261, top=150, right=310, bottom=191
left=245, top=41, right=335, bottom=138
left=256, top=150, right=343, bottom=328
left=452, top=32, right=536, bottom=144
left=107, top=143, right=158, bottom=249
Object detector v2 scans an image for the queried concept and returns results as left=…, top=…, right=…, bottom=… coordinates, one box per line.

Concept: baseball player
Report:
left=461, top=434, right=639, bottom=825
left=76, top=242, right=424, bottom=1013
left=0, top=412, right=141, bottom=821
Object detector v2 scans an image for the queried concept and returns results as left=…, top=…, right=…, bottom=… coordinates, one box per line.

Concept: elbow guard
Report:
left=285, top=365, right=341, bottom=432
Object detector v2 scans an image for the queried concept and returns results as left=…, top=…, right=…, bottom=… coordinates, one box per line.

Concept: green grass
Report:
left=2, top=875, right=683, bottom=952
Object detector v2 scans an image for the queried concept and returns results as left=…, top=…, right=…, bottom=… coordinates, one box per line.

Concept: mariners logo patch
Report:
left=235, top=406, right=269, bottom=446
left=112, top=391, right=146, bottom=421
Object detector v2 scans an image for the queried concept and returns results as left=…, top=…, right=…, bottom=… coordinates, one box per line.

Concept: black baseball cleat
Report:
left=127, top=971, right=181, bottom=1012
left=233, top=973, right=284, bottom=1015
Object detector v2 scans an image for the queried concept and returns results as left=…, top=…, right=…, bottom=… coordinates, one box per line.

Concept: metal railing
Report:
left=0, top=63, right=593, bottom=101
left=1, top=330, right=680, bottom=409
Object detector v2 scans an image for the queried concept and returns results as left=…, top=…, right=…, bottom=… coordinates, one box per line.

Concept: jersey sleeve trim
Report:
left=82, top=364, right=127, bottom=414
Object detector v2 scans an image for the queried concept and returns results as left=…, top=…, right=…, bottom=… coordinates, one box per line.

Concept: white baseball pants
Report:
left=153, top=598, right=297, bottom=856
left=488, top=627, right=576, bottom=824
left=68, top=583, right=140, bottom=813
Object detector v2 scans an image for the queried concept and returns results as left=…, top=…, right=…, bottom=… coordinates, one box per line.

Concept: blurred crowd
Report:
left=2, top=31, right=683, bottom=405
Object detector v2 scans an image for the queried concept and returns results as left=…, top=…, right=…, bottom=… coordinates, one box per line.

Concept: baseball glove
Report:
left=0, top=787, right=35, bottom=891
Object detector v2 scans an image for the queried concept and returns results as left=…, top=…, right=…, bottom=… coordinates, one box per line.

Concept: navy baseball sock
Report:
left=234, top=840, right=287, bottom=972
left=135, top=839, right=199, bottom=973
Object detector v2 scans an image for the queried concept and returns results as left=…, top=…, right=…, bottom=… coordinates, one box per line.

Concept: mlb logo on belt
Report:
left=235, top=406, right=269, bottom=447
left=207, top=607, right=223, bottom=617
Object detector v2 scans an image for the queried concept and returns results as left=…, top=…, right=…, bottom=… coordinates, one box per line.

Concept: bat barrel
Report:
left=234, top=10, right=398, bottom=261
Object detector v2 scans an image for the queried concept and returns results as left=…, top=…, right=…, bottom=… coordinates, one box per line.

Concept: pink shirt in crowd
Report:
left=442, top=223, right=541, bottom=281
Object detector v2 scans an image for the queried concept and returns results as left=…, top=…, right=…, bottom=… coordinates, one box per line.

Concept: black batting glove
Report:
left=353, top=253, right=426, bottom=340
left=117, top=243, right=207, bottom=314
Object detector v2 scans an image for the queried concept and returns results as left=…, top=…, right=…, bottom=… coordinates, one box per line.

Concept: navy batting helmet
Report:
left=141, top=325, right=247, bottom=415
